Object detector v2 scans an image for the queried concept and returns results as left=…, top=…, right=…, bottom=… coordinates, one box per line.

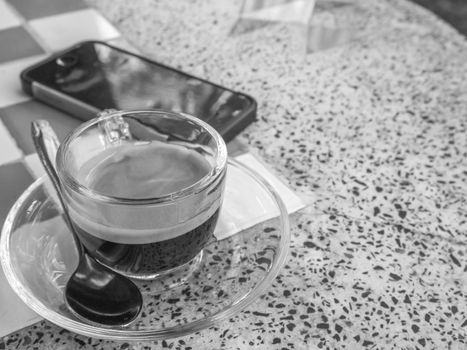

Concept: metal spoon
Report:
left=31, top=120, right=143, bottom=327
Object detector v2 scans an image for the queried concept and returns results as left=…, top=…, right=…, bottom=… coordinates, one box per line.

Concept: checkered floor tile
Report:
left=0, top=100, right=81, bottom=154
left=0, top=26, right=44, bottom=63
left=7, top=0, right=88, bottom=20
left=0, top=0, right=122, bottom=168
left=0, top=0, right=127, bottom=336
left=29, top=8, right=120, bottom=52
left=0, top=1, right=21, bottom=30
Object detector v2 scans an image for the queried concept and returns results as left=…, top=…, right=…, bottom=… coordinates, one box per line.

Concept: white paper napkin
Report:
left=214, top=153, right=305, bottom=240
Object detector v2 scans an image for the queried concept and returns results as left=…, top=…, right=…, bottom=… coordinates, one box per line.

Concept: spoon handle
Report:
left=31, top=120, right=83, bottom=257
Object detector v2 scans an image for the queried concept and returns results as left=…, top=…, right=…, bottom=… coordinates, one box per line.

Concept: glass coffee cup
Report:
left=56, top=110, right=227, bottom=279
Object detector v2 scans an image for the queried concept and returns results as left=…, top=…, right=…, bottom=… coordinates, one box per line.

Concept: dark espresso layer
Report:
left=73, top=209, right=220, bottom=275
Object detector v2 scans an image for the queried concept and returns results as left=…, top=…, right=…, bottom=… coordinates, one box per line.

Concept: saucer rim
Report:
left=0, top=158, right=290, bottom=340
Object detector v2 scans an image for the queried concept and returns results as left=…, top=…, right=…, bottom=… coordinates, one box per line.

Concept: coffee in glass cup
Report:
left=56, top=110, right=227, bottom=279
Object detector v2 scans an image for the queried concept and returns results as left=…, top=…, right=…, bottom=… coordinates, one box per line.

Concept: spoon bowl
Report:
left=31, top=120, right=142, bottom=326
left=66, top=254, right=142, bottom=326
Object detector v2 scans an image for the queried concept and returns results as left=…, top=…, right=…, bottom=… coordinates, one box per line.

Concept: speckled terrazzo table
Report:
left=3, top=0, right=467, bottom=349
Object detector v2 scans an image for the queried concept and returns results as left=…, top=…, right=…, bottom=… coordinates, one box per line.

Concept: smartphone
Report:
left=21, top=41, right=257, bottom=142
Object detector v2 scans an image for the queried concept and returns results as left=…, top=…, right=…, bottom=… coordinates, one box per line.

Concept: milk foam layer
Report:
left=77, top=142, right=212, bottom=198
left=67, top=141, right=225, bottom=244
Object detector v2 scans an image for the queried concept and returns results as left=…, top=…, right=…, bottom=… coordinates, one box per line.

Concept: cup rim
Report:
left=56, top=109, right=227, bottom=205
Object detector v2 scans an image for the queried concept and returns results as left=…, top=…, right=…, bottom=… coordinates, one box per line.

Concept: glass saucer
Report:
left=0, top=159, right=290, bottom=340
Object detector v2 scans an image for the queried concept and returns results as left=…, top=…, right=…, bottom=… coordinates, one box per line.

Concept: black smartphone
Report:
left=21, top=41, right=256, bottom=142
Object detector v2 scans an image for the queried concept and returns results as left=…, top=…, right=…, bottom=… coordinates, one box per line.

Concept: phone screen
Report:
left=24, top=42, right=253, bottom=132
